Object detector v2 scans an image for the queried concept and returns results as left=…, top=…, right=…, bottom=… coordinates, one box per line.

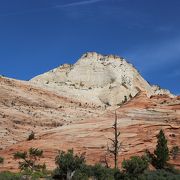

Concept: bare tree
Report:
left=100, top=151, right=110, bottom=168
left=108, top=111, right=121, bottom=169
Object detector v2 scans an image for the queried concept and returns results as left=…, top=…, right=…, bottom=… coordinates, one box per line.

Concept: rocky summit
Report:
left=0, top=52, right=179, bottom=171
left=30, top=52, right=173, bottom=106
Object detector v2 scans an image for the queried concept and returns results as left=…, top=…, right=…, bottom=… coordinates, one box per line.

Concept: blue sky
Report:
left=0, top=0, right=180, bottom=94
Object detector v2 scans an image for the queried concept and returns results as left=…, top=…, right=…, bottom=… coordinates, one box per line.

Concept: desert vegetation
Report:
left=0, top=109, right=179, bottom=180
left=0, top=124, right=179, bottom=179
left=0, top=156, right=4, bottom=164
left=27, top=131, right=35, bottom=141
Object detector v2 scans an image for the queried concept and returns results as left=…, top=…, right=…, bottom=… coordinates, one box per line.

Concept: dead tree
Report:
left=100, top=151, right=110, bottom=168
left=108, top=111, right=121, bottom=169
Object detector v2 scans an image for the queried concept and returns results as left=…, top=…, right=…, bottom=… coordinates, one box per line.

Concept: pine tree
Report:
left=153, top=129, right=169, bottom=169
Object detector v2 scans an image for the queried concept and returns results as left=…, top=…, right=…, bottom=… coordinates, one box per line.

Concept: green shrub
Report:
left=0, top=171, right=51, bottom=180
left=0, top=171, right=21, bottom=180
left=72, top=163, right=92, bottom=180
left=122, top=155, right=149, bottom=178
left=0, top=156, right=4, bottom=164
left=164, top=164, right=180, bottom=174
left=53, top=149, right=86, bottom=179
left=27, top=131, right=35, bottom=141
left=139, top=169, right=180, bottom=180
left=170, top=146, right=179, bottom=160
left=90, top=164, right=115, bottom=180
left=53, top=149, right=122, bottom=180
left=27, top=171, right=50, bottom=180
left=14, top=148, right=46, bottom=174
left=72, top=168, right=89, bottom=180
left=72, top=164, right=122, bottom=180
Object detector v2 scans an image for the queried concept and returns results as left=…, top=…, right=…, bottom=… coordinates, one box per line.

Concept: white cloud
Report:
left=0, top=0, right=105, bottom=16
left=56, top=0, right=104, bottom=8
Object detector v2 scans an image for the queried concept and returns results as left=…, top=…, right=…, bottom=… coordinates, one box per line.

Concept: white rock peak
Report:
left=30, top=52, right=174, bottom=106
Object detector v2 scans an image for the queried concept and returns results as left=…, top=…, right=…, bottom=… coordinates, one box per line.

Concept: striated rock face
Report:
left=0, top=76, right=179, bottom=171
left=31, top=52, right=173, bottom=106
left=0, top=52, right=179, bottom=172
left=151, top=85, right=174, bottom=98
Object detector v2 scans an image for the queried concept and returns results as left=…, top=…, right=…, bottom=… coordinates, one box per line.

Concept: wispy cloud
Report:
left=0, top=0, right=105, bottom=17
left=124, top=37, right=180, bottom=73
left=56, top=0, right=104, bottom=8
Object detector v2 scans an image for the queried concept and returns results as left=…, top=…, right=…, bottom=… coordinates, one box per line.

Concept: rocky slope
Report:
left=0, top=52, right=179, bottom=171
left=30, top=52, right=174, bottom=106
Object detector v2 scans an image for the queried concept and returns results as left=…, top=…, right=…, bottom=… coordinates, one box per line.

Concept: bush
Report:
left=0, top=171, right=21, bottom=180
left=164, top=164, right=180, bottom=174
left=90, top=164, right=116, bottom=180
left=53, top=149, right=122, bottom=180
left=73, top=171, right=89, bottom=180
left=72, top=163, right=94, bottom=180
left=122, top=155, right=149, bottom=178
left=73, top=163, right=122, bottom=180
left=0, top=171, right=51, bottom=180
left=53, top=149, right=86, bottom=179
left=25, top=170, right=50, bottom=180
left=0, top=156, right=4, bottom=164
left=170, top=146, right=179, bottom=160
left=139, top=169, right=180, bottom=180
left=27, top=131, right=35, bottom=141
left=14, top=148, right=46, bottom=174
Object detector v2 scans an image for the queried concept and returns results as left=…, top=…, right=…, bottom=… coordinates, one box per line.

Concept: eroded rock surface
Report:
left=0, top=52, right=179, bottom=171
left=31, top=52, right=174, bottom=106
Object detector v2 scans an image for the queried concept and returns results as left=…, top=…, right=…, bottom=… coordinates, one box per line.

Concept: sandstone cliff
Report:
left=30, top=52, right=174, bottom=106
left=0, top=52, right=179, bottom=171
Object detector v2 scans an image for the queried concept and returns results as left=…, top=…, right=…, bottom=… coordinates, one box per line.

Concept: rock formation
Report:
left=0, top=52, right=179, bottom=171
left=31, top=52, right=174, bottom=106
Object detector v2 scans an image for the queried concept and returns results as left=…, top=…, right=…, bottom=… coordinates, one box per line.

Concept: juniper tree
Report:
left=54, top=149, right=86, bottom=180
left=14, top=148, right=46, bottom=173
